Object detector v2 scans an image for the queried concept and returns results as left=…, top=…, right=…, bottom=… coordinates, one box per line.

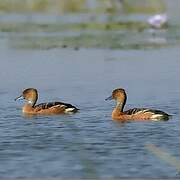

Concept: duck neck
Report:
left=23, top=103, right=37, bottom=114
left=116, top=100, right=125, bottom=112
left=27, top=99, right=37, bottom=108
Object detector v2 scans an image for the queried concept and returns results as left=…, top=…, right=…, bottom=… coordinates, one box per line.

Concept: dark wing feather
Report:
left=124, top=108, right=148, bottom=115
left=124, top=108, right=168, bottom=115
left=35, top=101, right=78, bottom=111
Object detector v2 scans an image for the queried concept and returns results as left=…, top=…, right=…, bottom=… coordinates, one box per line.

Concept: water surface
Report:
left=0, top=47, right=180, bottom=179
left=0, top=3, right=180, bottom=178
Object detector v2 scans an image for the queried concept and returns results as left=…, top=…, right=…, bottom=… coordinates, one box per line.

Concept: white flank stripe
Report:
left=65, top=108, right=75, bottom=112
left=151, top=114, right=163, bottom=119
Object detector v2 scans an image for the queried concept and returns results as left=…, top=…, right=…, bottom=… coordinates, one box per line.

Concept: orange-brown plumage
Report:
left=106, top=88, right=170, bottom=121
left=15, top=88, right=79, bottom=115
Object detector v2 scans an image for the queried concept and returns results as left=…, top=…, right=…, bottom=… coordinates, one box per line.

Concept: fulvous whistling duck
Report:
left=15, top=88, right=79, bottom=115
left=105, top=88, right=170, bottom=121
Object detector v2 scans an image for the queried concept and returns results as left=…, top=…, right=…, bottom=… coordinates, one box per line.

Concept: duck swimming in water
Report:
left=15, top=88, right=79, bottom=115
left=106, top=88, right=170, bottom=121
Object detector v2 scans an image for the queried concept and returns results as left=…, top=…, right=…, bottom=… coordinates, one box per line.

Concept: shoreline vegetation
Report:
left=0, top=0, right=168, bottom=50
left=0, top=0, right=165, bottom=14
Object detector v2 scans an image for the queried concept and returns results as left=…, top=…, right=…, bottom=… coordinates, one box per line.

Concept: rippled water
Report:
left=0, top=47, right=180, bottom=179
left=1, top=3, right=180, bottom=177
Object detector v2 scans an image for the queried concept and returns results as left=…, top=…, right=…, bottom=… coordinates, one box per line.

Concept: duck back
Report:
left=124, top=108, right=170, bottom=121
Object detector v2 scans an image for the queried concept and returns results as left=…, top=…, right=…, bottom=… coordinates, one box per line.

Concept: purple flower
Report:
left=148, top=14, right=167, bottom=28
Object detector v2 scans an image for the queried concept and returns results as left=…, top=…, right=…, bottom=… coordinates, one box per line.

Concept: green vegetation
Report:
left=0, top=0, right=86, bottom=13
left=1, top=21, right=151, bottom=50
left=0, top=0, right=165, bottom=14
left=0, top=0, right=169, bottom=50
left=0, top=21, right=147, bottom=33
left=9, top=29, right=170, bottom=50
left=123, top=0, right=166, bottom=14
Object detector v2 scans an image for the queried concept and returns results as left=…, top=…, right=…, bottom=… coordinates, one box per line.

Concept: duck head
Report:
left=105, top=88, right=127, bottom=111
left=15, top=88, right=38, bottom=107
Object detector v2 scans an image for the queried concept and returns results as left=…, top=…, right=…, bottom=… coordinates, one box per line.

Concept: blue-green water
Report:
left=0, top=9, right=180, bottom=179
left=0, top=48, right=180, bottom=179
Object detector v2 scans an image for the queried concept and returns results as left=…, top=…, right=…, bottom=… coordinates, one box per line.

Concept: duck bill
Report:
left=14, top=95, right=24, bottom=101
left=105, top=95, right=113, bottom=101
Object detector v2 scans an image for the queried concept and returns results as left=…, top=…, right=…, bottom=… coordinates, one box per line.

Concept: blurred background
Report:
left=1, top=1, right=180, bottom=179
left=0, top=0, right=180, bottom=50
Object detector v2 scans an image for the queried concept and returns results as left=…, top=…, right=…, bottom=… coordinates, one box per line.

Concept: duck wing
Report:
left=124, top=108, right=170, bottom=120
left=124, top=108, right=149, bottom=115
left=35, top=102, right=79, bottom=113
